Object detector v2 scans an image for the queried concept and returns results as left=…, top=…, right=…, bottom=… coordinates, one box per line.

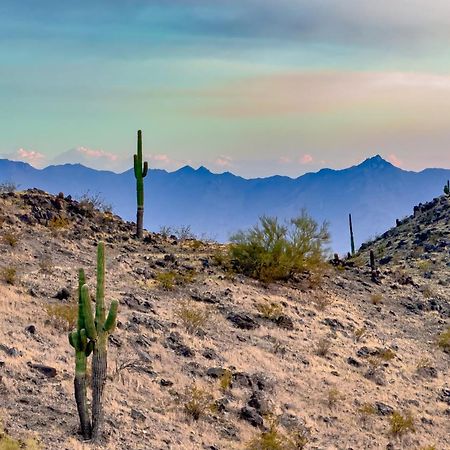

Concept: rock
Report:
left=25, top=325, right=36, bottom=334
left=202, top=348, right=220, bottom=360
left=240, top=406, right=263, bottom=427
left=227, top=313, right=259, bottom=330
left=131, top=408, right=146, bottom=421
left=248, top=391, right=271, bottom=415
left=206, top=367, right=228, bottom=379
left=53, top=288, right=71, bottom=301
left=28, top=363, right=57, bottom=378
left=347, top=357, right=361, bottom=367
left=159, top=379, right=173, bottom=387
left=438, top=388, right=450, bottom=405
left=274, top=315, right=294, bottom=330
left=375, top=402, right=394, bottom=416
left=165, top=332, right=195, bottom=357
left=364, top=368, right=386, bottom=386
left=322, top=318, right=345, bottom=330
left=417, top=366, right=438, bottom=379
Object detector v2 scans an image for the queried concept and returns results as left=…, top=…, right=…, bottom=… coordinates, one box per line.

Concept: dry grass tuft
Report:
left=183, top=385, right=215, bottom=421
left=175, top=301, right=208, bottom=334
left=389, top=410, right=415, bottom=437
left=45, top=302, right=78, bottom=331
left=1, top=267, right=18, bottom=285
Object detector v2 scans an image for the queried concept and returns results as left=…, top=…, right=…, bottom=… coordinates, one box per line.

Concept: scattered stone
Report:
left=375, top=402, right=394, bottom=416
left=227, top=312, right=259, bottom=330
left=206, top=367, right=228, bottom=379
left=53, top=288, right=71, bottom=301
left=131, top=408, right=146, bottom=421
left=164, top=332, right=195, bottom=357
left=28, top=363, right=57, bottom=378
left=240, top=406, right=263, bottom=427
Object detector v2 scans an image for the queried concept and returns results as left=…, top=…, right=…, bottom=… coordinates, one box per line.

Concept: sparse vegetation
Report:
left=313, top=295, right=333, bottom=311
left=47, top=216, right=70, bottom=230
left=45, top=302, right=78, bottom=331
left=389, top=410, right=415, bottom=437
left=256, top=300, right=283, bottom=320
left=175, top=301, right=208, bottom=334
left=219, top=369, right=233, bottom=392
left=229, top=211, right=330, bottom=283
left=326, top=388, right=344, bottom=408
left=156, top=270, right=196, bottom=290
left=354, top=327, right=367, bottom=342
left=378, top=348, right=396, bottom=362
left=370, top=293, right=383, bottom=305
left=246, top=420, right=308, bottom=450
left=315, top=337, right=331, bottom=357
left=77, top=191, right=112, bottom=214
left=0, top=423, right=40, bottom=450
left=183, top=385, right=215, bottom=421
left=38, top=255, right=54, bottom=273
left=1, top=232, right=19, bottom=248
left=436, top=327, right=450, bottom=352
left=0, top=182, right=18, bottom=194
left=1, top=267, right=17, bottom=285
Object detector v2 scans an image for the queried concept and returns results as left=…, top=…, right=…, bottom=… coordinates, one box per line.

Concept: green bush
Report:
left=229, top=211, right=329, bottom=283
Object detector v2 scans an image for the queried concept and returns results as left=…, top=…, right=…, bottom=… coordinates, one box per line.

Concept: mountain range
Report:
left=1, top=155, right=449, bottom=253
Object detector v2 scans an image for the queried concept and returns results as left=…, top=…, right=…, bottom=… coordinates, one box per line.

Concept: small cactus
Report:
left=134, top=130, right=148, bottom=238
left=444, top=180, right=450, bottom=196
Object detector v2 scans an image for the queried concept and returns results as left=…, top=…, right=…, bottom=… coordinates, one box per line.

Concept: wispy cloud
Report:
left=2, top=148, right=47, bottom=168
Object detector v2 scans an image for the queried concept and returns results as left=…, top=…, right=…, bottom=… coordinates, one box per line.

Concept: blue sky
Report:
left=2, top=1, right=450, bottom=176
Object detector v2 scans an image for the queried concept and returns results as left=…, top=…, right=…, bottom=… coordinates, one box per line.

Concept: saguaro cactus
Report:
left=348, top=213, right=355, bottom=255
left=68, top=269, right=94, bottom=439
left=444, top=180, right=450, bottom=196
left=89, top=242, right=119, bottom=441
left=134, top=130, right=148, bottom=238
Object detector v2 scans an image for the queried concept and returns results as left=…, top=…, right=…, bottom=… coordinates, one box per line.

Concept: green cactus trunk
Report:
left=69, top=269, right=92, bottom=440
left=90, top=242, right=118, bottom=442
left=445, top=180, right=450, bottom=196
left=349, top=213, right=355, bottom=255
left=74, top=351, right=91, bottom=439
left=134, top=130, right=148, bottom=239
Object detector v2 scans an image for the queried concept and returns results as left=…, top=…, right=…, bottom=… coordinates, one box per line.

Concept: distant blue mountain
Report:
left=1, top=156, right=449, bottom=253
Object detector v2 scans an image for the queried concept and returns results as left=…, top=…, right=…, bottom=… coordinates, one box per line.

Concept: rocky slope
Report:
left=0, top=189, right=449, bottom=450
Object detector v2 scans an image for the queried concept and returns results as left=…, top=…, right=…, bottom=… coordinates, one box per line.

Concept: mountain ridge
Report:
left=1, top=156, right=449, bottom=253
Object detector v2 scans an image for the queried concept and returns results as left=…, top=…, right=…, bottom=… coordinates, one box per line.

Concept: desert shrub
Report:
left=156, top=270, right=196, bottom=290
left=315, top=337, right=332, bottom=357
left=0, top=424, right=40, bottom=450
left=246, top=420, right=308, bottom=450
left=183, top=385, right=215, bottom=420
left=256, top=301, right=283, bottom=320
left=77, top=191, right=112, bottom=214
left=229, top=211, right=330, bottom=283
left=326, top=388, right=344, bottom=408
left=1, top=267, right=17, bottom=285
left=0, top=182, right=18, bottom=194
left=389, top=411, right=415, bottom=437
left=219, top=370, right=233, bottom=392
left=174, top=225, right=195, bottom=241
left=378, top=348, right=396, bottom=362
left=175, top=301, right=208, bottom=334
left=436, top=327, right=450, bottom=352
left=47, top=216, right=70, bottom=230
left=45, top=302, right=78, bottom=331
left=38, top=256, right=54, bottom=273
left=358, top=402, right=377, bottom=416
left=370, top=293, right=383, bottom=305
left=354, top=327, right=367, bottom=342
left=158, top=225, right=172, bottom=239
left=313, top=295, right=333, bottom=311
left=1, top=232, right=18, bottom=248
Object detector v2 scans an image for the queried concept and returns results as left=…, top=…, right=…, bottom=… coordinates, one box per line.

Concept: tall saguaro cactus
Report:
left=444, top=180, right=450, bottom=196
left=68, top=242, right=118, bottom=442
left=134, top=130, right=148, bottom=238
left=348, top=213, right=355, bottom=256
left=68, top=269, right=94, bottom=440
left=90, top=242, right=118, bottom=441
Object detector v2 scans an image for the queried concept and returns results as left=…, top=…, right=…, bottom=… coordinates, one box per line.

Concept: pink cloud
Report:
left=76, top=146, right=119, bottom=161
left=387, top=153, right=403, bottom=167
left=299, top=154, right=314, bottom=164
left=214, top=155, right=233, bottom=168
left=4, top=148, right=47, bottom=168
left=278, top=156, right=292, bottom=164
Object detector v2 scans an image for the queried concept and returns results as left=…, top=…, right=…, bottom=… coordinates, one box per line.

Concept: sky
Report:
left=1, top=0, right=450, bottom=177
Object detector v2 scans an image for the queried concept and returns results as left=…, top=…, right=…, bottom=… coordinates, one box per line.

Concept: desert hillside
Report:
left=0, top=189, right=449, bottom=450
